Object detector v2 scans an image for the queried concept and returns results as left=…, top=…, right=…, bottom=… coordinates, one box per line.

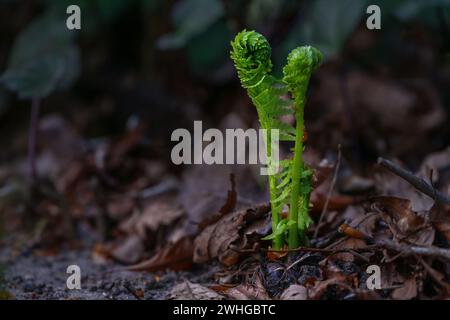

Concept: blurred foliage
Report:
left=278, top=0, right=369, bottom=65
left=0, top=0, right=449, bottom=101
left=0, top=10, right=80, bottom=99
left=157, top=0, right=224, bottom=50
left=156, top=0, right=450, bottom=75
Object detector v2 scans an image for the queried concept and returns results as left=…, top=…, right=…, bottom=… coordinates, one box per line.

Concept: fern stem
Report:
left=253, top=90, right=282, bottom=250
left=269, top=173, right=282, bottom=249
left=288, top=103, right=305, bottom=248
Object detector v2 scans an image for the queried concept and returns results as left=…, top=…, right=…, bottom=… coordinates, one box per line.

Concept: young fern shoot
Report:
left=283, top=47, right=323, bottom=247
left=230, top=30, right=322, bottom=249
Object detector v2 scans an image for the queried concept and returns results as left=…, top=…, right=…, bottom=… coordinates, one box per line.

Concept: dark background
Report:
left=0, top=0, right=448, bottom=167
left=0, top=0, right=449, bottom=300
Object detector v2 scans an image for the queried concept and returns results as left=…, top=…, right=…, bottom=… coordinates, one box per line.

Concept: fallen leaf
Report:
left=280, top=285, right=308, bottom=300
left=371, top=196, right=434, bottom=245
left=418, top=146, right=450, bottom=184
left=224, top=275, right=270, bottom=300
left=193, top=204, right=270, bottom=266
left=308, top=274, right=349, bottom=300
left=197, top=173, right=236, bottom=231
left=110, top=234, right=144, bottom=265
left=126, top=236, right=193, bottom=272
left=339, top=175, right=375, bottom=194
left=135, top=199, right=184, bottom=238
left=430, top=202, right=450, bottom=244
left=169, top=281, right=225, bottom=300
left=310, top=192, right=355, bottom=214
left=391, top=277, right=417, bottom=300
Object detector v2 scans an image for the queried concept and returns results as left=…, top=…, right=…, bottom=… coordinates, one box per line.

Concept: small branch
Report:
left=376, top=239, right=450, bottom=260
left=377, top=157, right=450, bottom=206
left=313, top=145, right=341, bottom=239
left=261, top=245, right=376, bottom=254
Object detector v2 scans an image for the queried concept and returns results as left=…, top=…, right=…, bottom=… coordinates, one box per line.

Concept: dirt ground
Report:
left=0, top=244, right=217, bottom=300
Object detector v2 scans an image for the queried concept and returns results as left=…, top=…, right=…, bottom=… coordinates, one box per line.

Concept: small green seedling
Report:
left=230, top=30, right=322, bottom=249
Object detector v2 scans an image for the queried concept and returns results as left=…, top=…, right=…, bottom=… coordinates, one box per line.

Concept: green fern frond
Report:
left=230, top=30, right=322, bottom=250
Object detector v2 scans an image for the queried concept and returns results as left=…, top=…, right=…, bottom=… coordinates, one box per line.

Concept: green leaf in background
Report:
left=0, top=11, right=80, bottom=99
left=157, top=0, right=224, bottom=50
left=372, top=0, right=450, bottom=31
left=278, top=0, right=368, bottom=67
left=247, top=0, right=283, bottom=28
left=383, top=0, right=450, bottom=21
left=186, top=19, right=232, bottom=75
left=97, top=0, right=133, bottom=22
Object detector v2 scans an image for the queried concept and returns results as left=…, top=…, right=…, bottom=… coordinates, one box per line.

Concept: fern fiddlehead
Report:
left=230, top=30, right=322, bottom=249
left=231, top=30, right=294, bottom=249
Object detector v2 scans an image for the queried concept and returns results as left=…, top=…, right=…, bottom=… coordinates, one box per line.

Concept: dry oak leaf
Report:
left=193, top=204, right=270, bottom=266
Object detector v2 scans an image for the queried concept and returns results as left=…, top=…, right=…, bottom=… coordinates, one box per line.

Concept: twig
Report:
left=313, top=145, right=341, bottom=239
left=376, top=239, right=450, bottom=260
left=377, top=157, right=450, bottom=205
left=262, top=245, right=376, bottom=254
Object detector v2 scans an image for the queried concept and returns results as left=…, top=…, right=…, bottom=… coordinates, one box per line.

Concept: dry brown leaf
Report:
left=179, top=164, right=265, bottom=226
left=109, top=234, right=144, bottom=265
left=391, top=277, right=418, bottom=300
left=135, top=200, right=184, bottom=238
left=193, top=204, right=270, bottom=266
left=126, top=236, right=193, bottom=272
left=266, top=249, right=288, bottom=261
left=224, top=275, right=270, bottom=300
left=197, top=173, right=236, bottom=231
left=332, top=238, right=367, bottom=262
left=311, top=70, right=446, bottom=159
left=418, top=147, right=450, bottom=184
left=375, top=170, right=434, bottom=212
left=339, top=175, right=375, bottom=194
left=310, top=192, right=355, bottom=214
left=308, top=274, right=349, bottom=300
left=430, top=202, right=450, bottom=244
left=338, top=224, right=369, bottom=240
left=107, top=196, right=135, bottom=220
left=169, top=281, right=225, bottom=300
left=280, top=285, right=308, bottom=300
left=371, top=196, right=434, bottom=245
left=372, top=196, right=426, bottom=232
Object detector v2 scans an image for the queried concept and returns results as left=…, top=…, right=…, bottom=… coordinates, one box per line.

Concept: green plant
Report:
left=0, top=11, right=80, bottom=181
left=230, top=30, right=322, bottom=249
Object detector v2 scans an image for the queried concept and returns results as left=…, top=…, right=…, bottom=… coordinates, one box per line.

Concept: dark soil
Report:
left=0, top=245, right=216, bottom=300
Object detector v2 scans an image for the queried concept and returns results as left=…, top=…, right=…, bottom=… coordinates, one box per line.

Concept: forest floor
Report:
left=1, top=243, right=217, bottom=300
